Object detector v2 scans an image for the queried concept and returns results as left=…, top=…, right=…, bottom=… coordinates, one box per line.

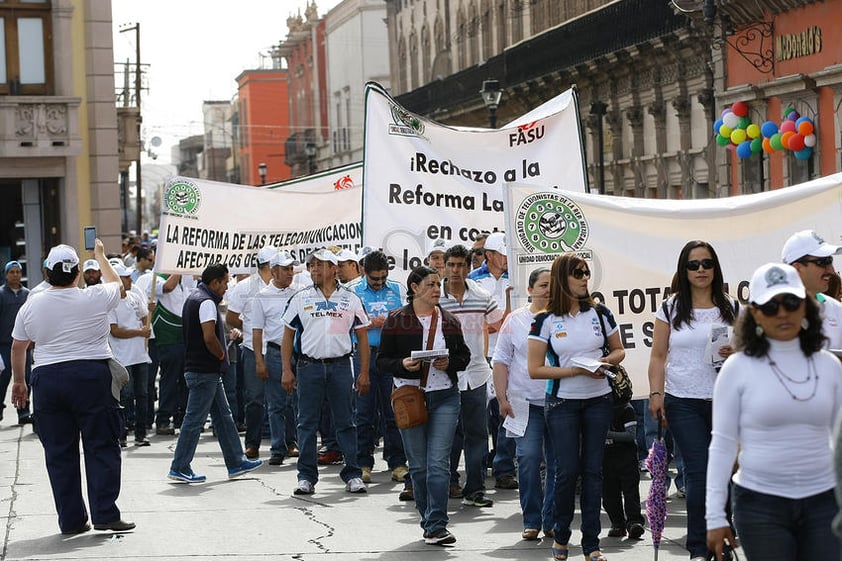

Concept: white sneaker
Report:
left=294, top=479, right=314, bottom=495
left=346, top=477, right=367, bottom=493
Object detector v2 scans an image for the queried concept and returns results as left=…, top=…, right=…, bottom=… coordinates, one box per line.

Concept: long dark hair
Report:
left=406, top=265, right=438, bottom=303
left=669, top=240, right=736, bottom=329
left=547, top=253, right=595, bottom=316
left=736, top=296, right=825, bottom=357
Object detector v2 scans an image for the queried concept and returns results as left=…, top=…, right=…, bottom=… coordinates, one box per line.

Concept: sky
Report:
left=111, top=0, right=342, bottom=163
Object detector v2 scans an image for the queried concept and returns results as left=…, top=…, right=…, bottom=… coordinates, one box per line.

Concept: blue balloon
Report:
left=736, top=140, right=753, bottom=159
left=713, top=119, right=723, bottom=135
left=760, top=121, right=778, bottom=138
left=794, top=147, right=813, bottom=160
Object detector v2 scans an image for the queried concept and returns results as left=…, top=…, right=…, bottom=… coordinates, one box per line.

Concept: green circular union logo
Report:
left=516, top=193, right=588, bottom=253
left=165, top=181, right=202, bottom=215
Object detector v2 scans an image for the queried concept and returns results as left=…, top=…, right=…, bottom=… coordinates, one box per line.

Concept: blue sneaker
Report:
left=228, top=459, right=263, bottom=479
left=167, top=470, right=206, bottom=484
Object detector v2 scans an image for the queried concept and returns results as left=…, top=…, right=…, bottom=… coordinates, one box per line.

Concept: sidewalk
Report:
left=1, top=422, right=694, bottom=560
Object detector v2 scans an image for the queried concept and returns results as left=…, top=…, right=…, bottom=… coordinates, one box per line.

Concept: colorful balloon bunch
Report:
left=713, top=102, right=816, bottom=160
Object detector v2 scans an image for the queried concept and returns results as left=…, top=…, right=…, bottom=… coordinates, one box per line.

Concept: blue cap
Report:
left=4, top=261, right=22, bottom=275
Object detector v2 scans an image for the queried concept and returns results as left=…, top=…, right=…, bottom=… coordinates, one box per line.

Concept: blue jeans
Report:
left=146, top=339, right=159, bottom=426
left=265, top=346, right=294, bottom=457
left=664, top=394, right=712, bottom=558
left=219, top=360, right=239, bottom=424
left=120, top=363, right=148, bottom=439
left=0, top=342, right=32, bottom=418
left=355, top=350, right=406, bottom=469
left=546, top=392, right=612, bottom=556
left=490, top=397, right=517, bottom=478
left=296, top=357, right=360, bottom=483
left=155, top=343, right=185, bottom=426
left=170, top=372, right=246, bottom=474
left=732, top=485, right=840, bottom=560
left=241, top=348, right=265, bottom=449
left=515, top=403, right=556, bottom=531
left=400, top=385, right=460, bottom=535
left=449, top=382, right=489, bottom=496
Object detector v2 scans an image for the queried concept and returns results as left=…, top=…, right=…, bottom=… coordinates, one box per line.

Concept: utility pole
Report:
left=120, top=23, right=143, bottom=234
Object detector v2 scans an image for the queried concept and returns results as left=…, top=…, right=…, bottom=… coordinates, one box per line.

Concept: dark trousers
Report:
left=31, top=360, right=122, bottom=532
left=155, top=342, right=186, bottom=427
left=0, top=342, right=32, bottom=418
left=146, top=339, right=159, bottom=426
left=602, top=445, right=644, bottom=529
left=121, top=363, right=148, bottom=440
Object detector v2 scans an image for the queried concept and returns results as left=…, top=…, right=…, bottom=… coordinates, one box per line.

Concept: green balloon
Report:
left=716, top=134, right=730, bottom=146
left=770, top=133, right=784, bottom=151
left=750, top=138, right=763, bottom=154
left=738, top=116, right=751, bottom=129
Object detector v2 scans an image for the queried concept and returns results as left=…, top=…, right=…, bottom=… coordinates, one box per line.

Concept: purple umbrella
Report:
left=645, top=412, right=669, bottom=561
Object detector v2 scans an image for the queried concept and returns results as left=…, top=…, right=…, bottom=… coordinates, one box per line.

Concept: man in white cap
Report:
left=252, top=250, right=299, bottom=465
left=426, top=238, right=449, bottom=277
left=335, top=248, right=361, bottom=286
left=226, top=245, right=277, bottom=459
left=281, top=248, right=371, bottom=496
left=82, top=259, right=102, bottom=287
left=782, top=229, right=842, bottom=348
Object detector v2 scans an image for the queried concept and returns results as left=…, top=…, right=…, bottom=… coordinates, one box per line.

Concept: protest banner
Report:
left=504, top=173, right=842, bottom=396
left=155, top=169, right=362, bottom=274
left=362, top=81, right=587, bottom=281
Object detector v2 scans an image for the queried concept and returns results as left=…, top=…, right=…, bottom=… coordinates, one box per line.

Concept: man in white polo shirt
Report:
left=281, top=248, right=371, bottom=496
left=252, top=250, right=298, bottom=466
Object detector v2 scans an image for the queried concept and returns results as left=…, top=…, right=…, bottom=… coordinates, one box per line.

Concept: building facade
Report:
left=0, top=0, right=120, bottom=286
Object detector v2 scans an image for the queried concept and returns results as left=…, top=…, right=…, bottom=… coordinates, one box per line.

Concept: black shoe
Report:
left=94, top=519, right=136, bottom=531
left=424, top=528, right=456, bottom=545
left=134, top=437, right=151, bottom=447
left=155, top=424, right=175, bottom=436
left=269, top=455, right=284, bottom=466
left=61, top=521, right=91, bottom=535
left=607, top=526, right=626, bottom=537
left=17, top=415, right=33, bottom=425
left=494, top=475, right=519, bottom=489
left=399, top=484, right=415, bottom=501
left=119, top=439, right=128, bottom=448
left=627, top=522, right=645, bottom=540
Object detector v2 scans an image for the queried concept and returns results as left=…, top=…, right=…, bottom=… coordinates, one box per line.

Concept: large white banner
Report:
left=504, top=173, right=842, bottom=396
left=156, top=167, right=362, bottom=274
left=362, top=81, right=587, bottom=279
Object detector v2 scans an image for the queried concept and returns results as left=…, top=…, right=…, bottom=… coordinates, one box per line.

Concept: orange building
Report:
left=236, top=69, right=292, bottom=186
left=718, top=1, right=842, bottom=193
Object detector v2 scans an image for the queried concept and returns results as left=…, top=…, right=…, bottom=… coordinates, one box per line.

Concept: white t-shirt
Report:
left=12, top=283, right=122, bottom=368
left=705, top=338, right=842, bottom=529
left=282, top=285, right=370, bottom=360
left=227, top=273, right=270, bottom=351
left=528, top=305, right=616, bottom=399
left=818, top=293, right=842, bottom=349
left=199, top=299, right=217, bottom=323
left=656, top=300, right=734, bottom=399
left=492, top=306, right=546, bottom=405
left=252, top=282, right=296, bottom=348
left=108, top=289, right=150, bottom=367
left=471, top=271, right=511, bottom=355
left=132, top=272, right=155, bottom=340
left=393, top=312, right=453, bottom=391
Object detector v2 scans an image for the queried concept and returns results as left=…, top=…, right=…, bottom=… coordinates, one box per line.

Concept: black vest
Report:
left=182, top=283, right=228, bottom=374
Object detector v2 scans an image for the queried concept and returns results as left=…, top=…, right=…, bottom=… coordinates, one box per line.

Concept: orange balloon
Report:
left=781, top=131, right=796, bottom=150
left=797, top=121, right=814, bottom=136
left=762, top=137, right=775, bottom=153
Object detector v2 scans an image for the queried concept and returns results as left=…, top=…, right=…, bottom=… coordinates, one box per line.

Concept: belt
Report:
left=266, top=341, right=282, bottom=351
left=299, top=353, right=351, bottom=364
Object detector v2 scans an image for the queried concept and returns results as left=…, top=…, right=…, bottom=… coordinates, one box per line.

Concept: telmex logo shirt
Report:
left=282, top=285, right=370, bottom=359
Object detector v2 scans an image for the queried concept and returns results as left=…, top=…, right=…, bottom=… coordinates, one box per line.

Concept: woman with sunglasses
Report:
left=706, top=263, right=842, bottom=561
left=528, top=253, right=624, bottom=561
left=647, top=240, right=738, bottom=561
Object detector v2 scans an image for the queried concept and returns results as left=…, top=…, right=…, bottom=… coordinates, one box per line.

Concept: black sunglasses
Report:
left=570, top=268, right=591, bottom=280
left=754, top=294, right=803, bottom=317
left=798, top=256, right=834, bottom=268
left=687, top=259, right=715, bottom=271
left=368, top=274, right=388, bottom=282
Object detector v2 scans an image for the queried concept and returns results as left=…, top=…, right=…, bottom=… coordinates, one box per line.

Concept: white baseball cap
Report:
left=270, top=250, right=298, bottom=268
left=749, top=262, right=806, bottom=305
left=82, top=259, right=100, bottom=272
left=781, top=230, right=842, bottom=264
left=484, top=232, right=506, bottom=254
left=356, top=246, right=375, bottom=262
left=309, top=248, right=338, bottom=265
left=114, top=264, right=132, bottom=277
left=335, top=249, right=358, bottom=263
left=256, top=246, right=278, bottom=264
left=45, top=245, right=80, bottom=273
left=426, top=238, right=449, bottom=257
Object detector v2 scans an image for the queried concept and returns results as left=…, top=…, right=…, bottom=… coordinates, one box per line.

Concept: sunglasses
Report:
left=798, top=256, right=834, bottom=268
left=755, top=294, right=803, bottom=317
left=570, top=268, right=591, bottom=280
left=687, top=259, right=715, bottom=271
left=368, top=274, right=388, bottom=282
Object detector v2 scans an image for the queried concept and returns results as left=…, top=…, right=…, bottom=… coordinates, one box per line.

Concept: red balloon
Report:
left=780, top=120, right=796, bottom=133
left=731, top=101, right=749, bottom=118
left=788, top=134, right=805, bottom=152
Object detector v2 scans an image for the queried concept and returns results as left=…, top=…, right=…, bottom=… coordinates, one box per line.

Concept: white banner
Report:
left=155, top=167, right=362, bottom=274
left=362, top=81, right=587, bottom=280
left=504, top=173, right=842, bottom=396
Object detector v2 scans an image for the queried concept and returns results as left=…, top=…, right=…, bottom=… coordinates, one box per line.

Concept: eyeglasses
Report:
left=570, top=268, right=591, bottom=280
left=798, top=256, right=834, bottom=268
left=368, top=274, right=388, bottom=282
left=754, top=294, right=803, bottom=317
left=686, top=259, right=715, bottom=271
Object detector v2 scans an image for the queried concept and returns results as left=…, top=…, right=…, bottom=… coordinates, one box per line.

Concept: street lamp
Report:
left=258, top=162, right=267, bottom=185
left=305, top=142, right=317, bottom=175
left=480, top=79, right=503, bottom=128
left=590, top=101, right=608, bottom=195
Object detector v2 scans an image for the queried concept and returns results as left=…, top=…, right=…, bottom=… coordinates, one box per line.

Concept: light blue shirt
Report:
left=346, top=276, right=405, bottom=348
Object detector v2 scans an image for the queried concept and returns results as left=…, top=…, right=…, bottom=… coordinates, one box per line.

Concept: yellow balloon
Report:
left=746, top=124, right=761, bottom=139
left=719, top=125, right=733, bottom=138
left=730, top=129, right=747, bottom=144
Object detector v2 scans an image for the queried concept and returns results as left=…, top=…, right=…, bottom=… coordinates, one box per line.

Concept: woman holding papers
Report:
left=647, top=240, right=738, bottom=561
left=492, top=267, right=556, bottom=541
left=528, top=253, right=625, bottom=561
left=377, top=265, right=471, bottom=546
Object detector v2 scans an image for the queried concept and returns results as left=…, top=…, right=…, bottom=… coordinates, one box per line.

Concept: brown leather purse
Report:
left=391, top=308, right=438, bottom=429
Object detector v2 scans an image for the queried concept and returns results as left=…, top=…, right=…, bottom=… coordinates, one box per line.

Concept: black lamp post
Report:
left=590, top=101, right=608, bottom=195
left=305, top=142, right=317, bottom=175
left=480, top=79, right=503, bottom=129
left=258, top=162, right=267, bottom=185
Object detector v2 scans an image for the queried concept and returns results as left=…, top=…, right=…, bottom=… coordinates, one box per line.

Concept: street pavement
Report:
left=1, top=421, right=696, bottom=561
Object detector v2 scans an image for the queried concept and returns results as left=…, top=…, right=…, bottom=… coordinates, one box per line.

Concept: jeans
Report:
left=219, top=360, right=239, bottom=424
left=170, top=372, right=246, bottom=474
left=449, top=382, right=489, bottom=496
left=155, top=343, right=185, bottom=426
left=241, top=348, right=265, bottom=449
left=146, top=339, right=159, bottom=426
left=265, top=346, right=294, bottom=457
left=515, top=403, right=556, bottom=531
left=732, top=485, right=841, bottom=560
left=400, top=385, right=460, bottom=535
left=355, top=350, right=406, bottom=469
left=546, top=392, right=612, bottom=556
left=296, top=357, right=360, bottom=483
left=0, top=342, right=32, bottom=418
left=489, top=397, right=517, bottom=478
left=664, top=394, right=713, bottom=558
left=120, top=363, right=148, bottom=440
